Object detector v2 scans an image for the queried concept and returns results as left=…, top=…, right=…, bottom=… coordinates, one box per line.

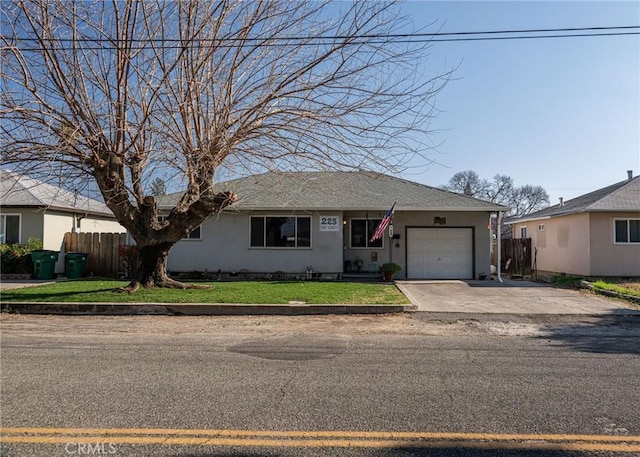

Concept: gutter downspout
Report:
left=496, top=211, right=503, bottom=283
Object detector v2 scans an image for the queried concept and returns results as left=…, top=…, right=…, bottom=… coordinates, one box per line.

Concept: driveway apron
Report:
left=396, top=280, right=640, bottom=315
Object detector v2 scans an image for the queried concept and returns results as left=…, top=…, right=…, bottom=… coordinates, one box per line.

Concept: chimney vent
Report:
left=628, top=170, right=633, bottom=180
left=559, top=197, right=564, bottom=207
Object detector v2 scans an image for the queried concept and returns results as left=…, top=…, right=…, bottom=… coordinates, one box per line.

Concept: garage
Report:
left=406, top=227, right=474, bottom=279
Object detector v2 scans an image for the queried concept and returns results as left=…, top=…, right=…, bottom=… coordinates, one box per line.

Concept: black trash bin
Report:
left=65, top=252, right=89, bottom=279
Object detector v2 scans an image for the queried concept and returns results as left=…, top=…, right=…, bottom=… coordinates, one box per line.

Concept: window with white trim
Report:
left=250, top=216, right=311, bottom=248
left=614, top=218, right=640, bottom=244
left=350, top=219, right=383, bottom=248
left=0, top=214, right=21, bottom=244
left=157, top=216, right=201, bottom=240
left=538, top=224, right=545, bottom=231
left=520, top=226, right=528, bottom=239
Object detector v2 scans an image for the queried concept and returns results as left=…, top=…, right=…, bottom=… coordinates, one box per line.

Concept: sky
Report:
left=5, top=0, right=636, bottom=207
left=395, top=0, right=640, bottom=205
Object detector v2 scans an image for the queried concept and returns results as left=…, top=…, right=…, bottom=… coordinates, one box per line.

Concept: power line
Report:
left=2, top=25, right=638, bottom=50
left=396, top=25, right=640, bottom=37
left=418, top=31, right=640, bottom=43
left=5, top=25, right=640, bottom=42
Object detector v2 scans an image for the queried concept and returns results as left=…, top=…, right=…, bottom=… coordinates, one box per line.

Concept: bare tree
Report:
left=483, top=174, right=514, bottom=207
left=509, top=184, right=550, bottom=217
left=442, top=170, right=488, bottom=197
left=1, top=0, right=450, bottom=290
left=443, top=171, right=549, bottom=217
left=149, top=178, right=166, bottom=197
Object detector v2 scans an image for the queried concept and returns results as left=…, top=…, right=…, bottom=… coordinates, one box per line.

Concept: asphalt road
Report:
left=1, top=313, right=639, bottom=456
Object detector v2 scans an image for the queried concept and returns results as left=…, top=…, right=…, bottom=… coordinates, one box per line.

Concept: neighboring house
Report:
left=0, top=170, right=126, bottom=273
left=508, top=171, right=640, bottom=277
left=157, top=172, right=509, bottom=280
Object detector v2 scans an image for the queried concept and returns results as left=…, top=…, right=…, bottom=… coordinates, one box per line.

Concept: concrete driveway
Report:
left=396, top=280, right=640, bottom=315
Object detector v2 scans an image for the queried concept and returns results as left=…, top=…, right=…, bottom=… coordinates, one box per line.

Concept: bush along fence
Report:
left=0, top=237, right=43, bottom=278
left=64, top=232, right=128, bottom=277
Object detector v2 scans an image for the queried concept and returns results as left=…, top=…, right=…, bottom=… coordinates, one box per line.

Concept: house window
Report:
left=614, top=219, right=640, bottom=244
left=250, top=216, right=311, bottom=248
left=520, top=226, right=528, bottom=239
left=184, top=226, right=201, bottom=240
left=0, top=214, right=21, bottom=244
left=538, top=224, right=545, bottom=231
left=157, top=216, right=201, bottom=240
left=350, top=219, right=383, bottom=248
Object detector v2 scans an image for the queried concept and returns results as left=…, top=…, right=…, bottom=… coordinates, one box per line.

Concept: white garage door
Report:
left=407, top=228, right=473, bottom=279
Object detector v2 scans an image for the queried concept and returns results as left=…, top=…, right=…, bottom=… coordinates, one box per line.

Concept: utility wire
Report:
left=2, top=25, right=638, bottom=50
left=417, top=31, right=640, bottom=42
left=5, top=25, right=640, bottom=42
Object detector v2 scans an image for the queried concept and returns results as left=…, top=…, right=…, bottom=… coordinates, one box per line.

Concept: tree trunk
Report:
left=120, top=241, right=208, bottom=292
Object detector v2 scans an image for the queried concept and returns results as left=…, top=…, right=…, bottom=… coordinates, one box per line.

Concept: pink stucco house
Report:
left=508, top=171, right=639, bottom=277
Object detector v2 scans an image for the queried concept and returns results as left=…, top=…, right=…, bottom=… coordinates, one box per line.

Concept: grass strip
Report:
left=591, top=280, right=640, bottom=298
left=0, top=279, right=409, bottom=305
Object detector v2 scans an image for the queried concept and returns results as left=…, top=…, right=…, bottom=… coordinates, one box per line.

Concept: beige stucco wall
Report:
left=43, top=212, right=76, bottom=273
left=79, top=216, right=126, bottom=234
left=514, top=213, right=591, bottom=276
left=589, top=212, right=640, bottom=276
left=42, top=212, right=75, bottom=250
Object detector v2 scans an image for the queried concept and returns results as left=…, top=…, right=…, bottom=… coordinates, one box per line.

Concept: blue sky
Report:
left=397, top=1, right=639, bottom=204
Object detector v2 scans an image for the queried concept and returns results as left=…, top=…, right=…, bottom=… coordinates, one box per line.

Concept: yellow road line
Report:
left=2, top=427, right=640, bottom=443
left=1, top=435, right=639, bottom=452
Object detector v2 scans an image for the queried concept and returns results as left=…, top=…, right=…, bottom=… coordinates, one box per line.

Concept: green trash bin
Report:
left=31, top=250, right=60, bottom=280
left=65, top=252, right=89, bottom=279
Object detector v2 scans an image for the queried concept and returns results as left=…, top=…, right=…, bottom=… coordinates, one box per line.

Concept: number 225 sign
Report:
left=319, top=216, right=340, bottom=231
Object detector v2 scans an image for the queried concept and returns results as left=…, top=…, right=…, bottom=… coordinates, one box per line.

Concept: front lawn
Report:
left=0, top=280, right=410, bottom=305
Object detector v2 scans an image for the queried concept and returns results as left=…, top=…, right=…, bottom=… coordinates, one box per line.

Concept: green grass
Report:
left=0, top=279, right=410, bottom=305
left=591, top=280, right=640, bottom=298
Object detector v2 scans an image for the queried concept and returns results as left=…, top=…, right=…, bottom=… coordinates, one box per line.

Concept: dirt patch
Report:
left=0, top=313, right=493, bottom=337
left=3, top=312, right=638, bottom=340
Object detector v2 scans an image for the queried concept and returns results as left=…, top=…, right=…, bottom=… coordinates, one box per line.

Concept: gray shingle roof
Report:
left=508, top=176, right=640, bottom=224
left=158, top=171, right=509, bottom=212
left=0, top=169, right=116, bottom=217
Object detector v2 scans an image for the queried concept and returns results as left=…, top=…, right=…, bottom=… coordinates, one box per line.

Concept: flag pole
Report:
left=388, top=201, right=397, bottom=264
left=389, top=222, right=393, bottom=264
left=369, top=201, right=397, bottom=267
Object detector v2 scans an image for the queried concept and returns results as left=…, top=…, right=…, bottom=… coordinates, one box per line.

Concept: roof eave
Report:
left=223, top=205, right=509, bottom=212
left=506, top=215, right=553, bottom=225
left=0, top=204, right=116, bottom=219
left=508, top=206, right=640, bottom=225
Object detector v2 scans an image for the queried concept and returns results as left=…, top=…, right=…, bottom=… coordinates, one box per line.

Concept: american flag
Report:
left=370, top=202, right=396, bottom=243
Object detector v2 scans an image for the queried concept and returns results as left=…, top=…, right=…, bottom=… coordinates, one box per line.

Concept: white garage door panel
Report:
left=407, top=228, right=473, bottom=279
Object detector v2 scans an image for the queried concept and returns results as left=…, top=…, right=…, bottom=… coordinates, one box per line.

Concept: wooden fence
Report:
left=500, top=238, right=532, bottom=277
left=64, top=232, right=127, bottom=277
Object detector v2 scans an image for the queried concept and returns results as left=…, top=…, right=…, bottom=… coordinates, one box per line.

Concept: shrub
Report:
left=380, top=262, right=401, bottom=274
left=0, top=237, right=43, bottom=274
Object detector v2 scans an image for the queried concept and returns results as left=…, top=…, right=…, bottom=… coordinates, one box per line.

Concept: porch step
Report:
left=341, top=273, right=382, bottom=282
